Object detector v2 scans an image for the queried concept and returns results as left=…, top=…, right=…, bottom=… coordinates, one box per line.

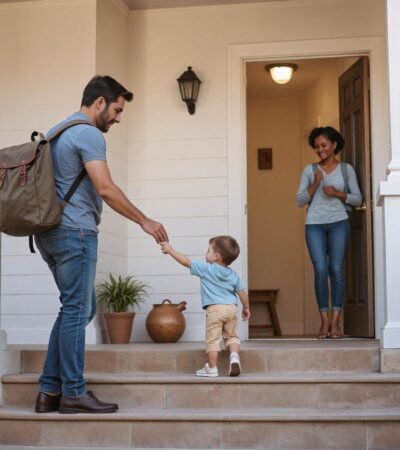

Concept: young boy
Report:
left=160, top=236, right=250, bottom=377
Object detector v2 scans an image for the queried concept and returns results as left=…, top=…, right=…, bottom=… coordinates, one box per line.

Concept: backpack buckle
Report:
left=19, top=162, right=27, bottom=186
left=0, top=167, right=6, bottom=190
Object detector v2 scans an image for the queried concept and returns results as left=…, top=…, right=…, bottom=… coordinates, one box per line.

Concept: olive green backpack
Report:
left=0, top=120, right=92, bottom=251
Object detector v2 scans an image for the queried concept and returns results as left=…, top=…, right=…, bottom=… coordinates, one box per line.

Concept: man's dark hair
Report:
left=209, top=236, right=240, bottom=266
left=308, top=126, right=345, bottom=155
left=81, top=75, right=133, bottom=107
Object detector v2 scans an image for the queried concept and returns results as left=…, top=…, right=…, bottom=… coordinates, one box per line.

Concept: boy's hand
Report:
left=242, top=308, right=251, bottom=321
left=160, top=242, right=172, bottom=254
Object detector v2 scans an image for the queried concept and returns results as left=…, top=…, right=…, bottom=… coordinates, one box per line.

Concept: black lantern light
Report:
left=177, top=66, right=201, bottom=115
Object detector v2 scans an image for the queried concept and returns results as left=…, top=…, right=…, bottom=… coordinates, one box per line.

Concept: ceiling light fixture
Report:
left=264, top=63, right=298, bottom=85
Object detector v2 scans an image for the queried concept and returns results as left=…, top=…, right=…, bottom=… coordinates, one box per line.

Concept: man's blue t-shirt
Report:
left=46, top=112, right=106, bottom=232
left=190, top=260, right=245, bottom=309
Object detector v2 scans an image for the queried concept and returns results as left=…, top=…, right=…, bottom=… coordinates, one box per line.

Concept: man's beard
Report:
left=97, top=108, right=113, bottom=132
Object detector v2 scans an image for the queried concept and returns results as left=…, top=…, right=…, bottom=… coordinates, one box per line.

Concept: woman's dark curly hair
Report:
left=308, top=126, right=345, bottom=155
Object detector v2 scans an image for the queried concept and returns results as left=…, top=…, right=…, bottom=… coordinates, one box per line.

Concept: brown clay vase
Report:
left=104, top=312, right=135, bottom=344
left=146, top=299, right=187, bottom=343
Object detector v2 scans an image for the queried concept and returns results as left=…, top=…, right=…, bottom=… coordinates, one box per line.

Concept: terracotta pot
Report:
left=146, top=299, right=187, bottom=343
left=104, top=312, right=135, bottom=344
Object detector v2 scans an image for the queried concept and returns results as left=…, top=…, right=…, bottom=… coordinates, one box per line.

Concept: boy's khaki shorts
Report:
left=205, top=304, right=241, bottom=353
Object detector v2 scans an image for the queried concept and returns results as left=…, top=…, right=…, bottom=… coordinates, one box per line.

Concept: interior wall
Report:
left=0, top=0, right=97, bottom=344
left=246, top=97, right=304, bottom=335
left=126, top=0, right=385, bottom=341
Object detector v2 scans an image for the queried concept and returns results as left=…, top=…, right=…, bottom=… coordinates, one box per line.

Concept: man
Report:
left=34, top=75, right=168, bottom=414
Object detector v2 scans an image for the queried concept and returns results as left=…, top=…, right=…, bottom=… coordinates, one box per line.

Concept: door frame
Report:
left=227, top=37, right=388, bottom=341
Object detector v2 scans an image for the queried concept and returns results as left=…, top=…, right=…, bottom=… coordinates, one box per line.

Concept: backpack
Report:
left=0, top=119, right=93, bottom=250
left=309, top=161, right=352, bottom=212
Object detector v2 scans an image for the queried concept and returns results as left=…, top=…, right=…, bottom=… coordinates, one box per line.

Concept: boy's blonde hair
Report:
left=209, top=236, right=240, bottom=266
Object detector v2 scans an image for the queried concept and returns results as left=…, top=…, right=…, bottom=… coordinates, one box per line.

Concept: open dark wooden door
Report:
left=339, top=56, right=374, bottom=337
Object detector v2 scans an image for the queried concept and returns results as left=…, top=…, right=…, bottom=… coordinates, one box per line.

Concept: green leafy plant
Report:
left=97, top=273, right=148, bottom=313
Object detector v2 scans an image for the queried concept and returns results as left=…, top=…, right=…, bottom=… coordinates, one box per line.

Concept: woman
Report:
left=296, top=126, right=362, bottom=339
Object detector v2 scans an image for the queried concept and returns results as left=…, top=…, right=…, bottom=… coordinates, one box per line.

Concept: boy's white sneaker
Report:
left=195, top=363, right=219, bottom=377
left=229, top=354, right=241, bottom=377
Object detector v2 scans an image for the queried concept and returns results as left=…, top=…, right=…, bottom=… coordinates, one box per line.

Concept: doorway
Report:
left=245, top=56, right=374, bottom=338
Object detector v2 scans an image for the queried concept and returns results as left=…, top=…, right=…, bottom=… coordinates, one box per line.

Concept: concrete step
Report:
left=12, top=340, right=380, bottom=374
left=3, top=372, right=400, bottom=410
left=0, top=447, right=191, bottom=450
left=0, top=406, right=400, bottom=449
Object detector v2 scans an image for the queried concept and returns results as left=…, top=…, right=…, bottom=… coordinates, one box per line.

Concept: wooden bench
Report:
left=249, top=289, right=282, bottom=336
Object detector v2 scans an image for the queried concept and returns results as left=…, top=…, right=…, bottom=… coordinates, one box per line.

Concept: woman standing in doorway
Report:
left=296, top=127, right=362, bottom=339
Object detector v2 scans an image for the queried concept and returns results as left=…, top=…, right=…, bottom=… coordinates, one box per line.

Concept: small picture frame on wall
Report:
left=258, top=148, right=272, bottom=170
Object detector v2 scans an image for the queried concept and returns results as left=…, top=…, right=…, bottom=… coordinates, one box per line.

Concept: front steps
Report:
left=1, top=340, right=400, bottom=449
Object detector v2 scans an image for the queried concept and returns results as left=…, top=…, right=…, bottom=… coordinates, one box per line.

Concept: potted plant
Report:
left=97, top=273, right=148, bottom=344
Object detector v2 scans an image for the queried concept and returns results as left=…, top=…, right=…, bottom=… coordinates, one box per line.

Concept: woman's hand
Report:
left=323, top=185, right=347, bottom=202
left=313, top=169, right=323, bottom=187
left=322, top=185, right=337, bottom=196
left=307, top=169, right=323, bottom=198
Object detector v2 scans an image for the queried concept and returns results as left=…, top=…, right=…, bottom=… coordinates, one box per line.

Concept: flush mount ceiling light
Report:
left=264, top=63, right=298, bottom=85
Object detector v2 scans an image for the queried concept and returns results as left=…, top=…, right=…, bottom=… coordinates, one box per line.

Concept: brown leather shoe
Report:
left=35, top=392, right=61, bottom=413
left=59, top=391, right=118, bottom=414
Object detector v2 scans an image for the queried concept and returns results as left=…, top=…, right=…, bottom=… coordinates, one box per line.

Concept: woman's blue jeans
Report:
left=305, top=219, right=350, bottom=312
left=35, top=227, right=98, bottom=397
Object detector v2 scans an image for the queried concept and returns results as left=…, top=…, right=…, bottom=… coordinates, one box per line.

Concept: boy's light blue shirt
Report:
left=46, top=112, right=106, bottom=232
left=190, top=260, right=245, bottom=309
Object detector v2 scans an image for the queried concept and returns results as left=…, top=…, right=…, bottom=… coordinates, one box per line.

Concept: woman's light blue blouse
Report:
left=296, top=163, right=362, bottom=225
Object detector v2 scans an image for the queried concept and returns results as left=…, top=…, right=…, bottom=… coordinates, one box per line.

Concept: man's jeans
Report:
left=35, top=227, right=98, bottom=397
left=305, top=219, right=350, bottom=312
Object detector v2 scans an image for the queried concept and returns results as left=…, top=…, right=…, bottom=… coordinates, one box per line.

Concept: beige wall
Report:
left=0, top=0, right=97, bottom=343
left=0, top=0, right=387, bottom=343
left=94, top=0, right=131, bottom=340
left=95, top=0, right=130, bottom=278
left=247, top=97, right=304, bottom=335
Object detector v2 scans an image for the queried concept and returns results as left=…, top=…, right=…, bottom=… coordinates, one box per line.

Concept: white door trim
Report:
left=227, top=36, right=388, bottom=340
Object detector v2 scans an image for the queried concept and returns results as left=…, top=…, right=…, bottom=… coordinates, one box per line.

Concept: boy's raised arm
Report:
left=161, top=242, right=191, bottom=268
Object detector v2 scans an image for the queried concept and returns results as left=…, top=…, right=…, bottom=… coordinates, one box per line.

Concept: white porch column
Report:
left=378, top=0, right=400, bottom=370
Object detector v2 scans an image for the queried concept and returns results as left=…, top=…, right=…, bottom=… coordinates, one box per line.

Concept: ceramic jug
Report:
left=145, top=299, right=187, bottom=343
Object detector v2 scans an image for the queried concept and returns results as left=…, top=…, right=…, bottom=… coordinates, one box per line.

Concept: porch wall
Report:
left=0, top=0, right=388, bottom=344
left=0, top=0, right=98, bottom=344
left=94, top=0, right=130, bottom=340
left=126, top=0, right=386, bottom=341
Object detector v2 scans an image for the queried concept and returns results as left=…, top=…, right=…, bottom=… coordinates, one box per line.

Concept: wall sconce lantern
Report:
left=177, top=66, right=201, bottom=114
left=264, top=63, right=298, bottom=85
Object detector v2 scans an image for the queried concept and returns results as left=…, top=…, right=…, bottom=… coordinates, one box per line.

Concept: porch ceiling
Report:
left=122, top=0, right=290, bottom=10
left=0, top=0, right=294, bottom=8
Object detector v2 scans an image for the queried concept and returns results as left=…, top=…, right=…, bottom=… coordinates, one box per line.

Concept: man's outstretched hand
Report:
left=141, top=218, right=168, bottom=243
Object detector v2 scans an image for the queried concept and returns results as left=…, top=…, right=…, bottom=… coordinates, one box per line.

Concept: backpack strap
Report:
left=340, top=161, right=352, bottom=212
left=60, top=168, right=87, bottom=208
left=340, top=161, right=348, bottom=193
left=46, top=119, right=95, bottom=141
left=49, top=119, right=96, bottom=206
left=307, top=163, right=319, bottom=209
left=29, top=120, right=95, bottom=253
